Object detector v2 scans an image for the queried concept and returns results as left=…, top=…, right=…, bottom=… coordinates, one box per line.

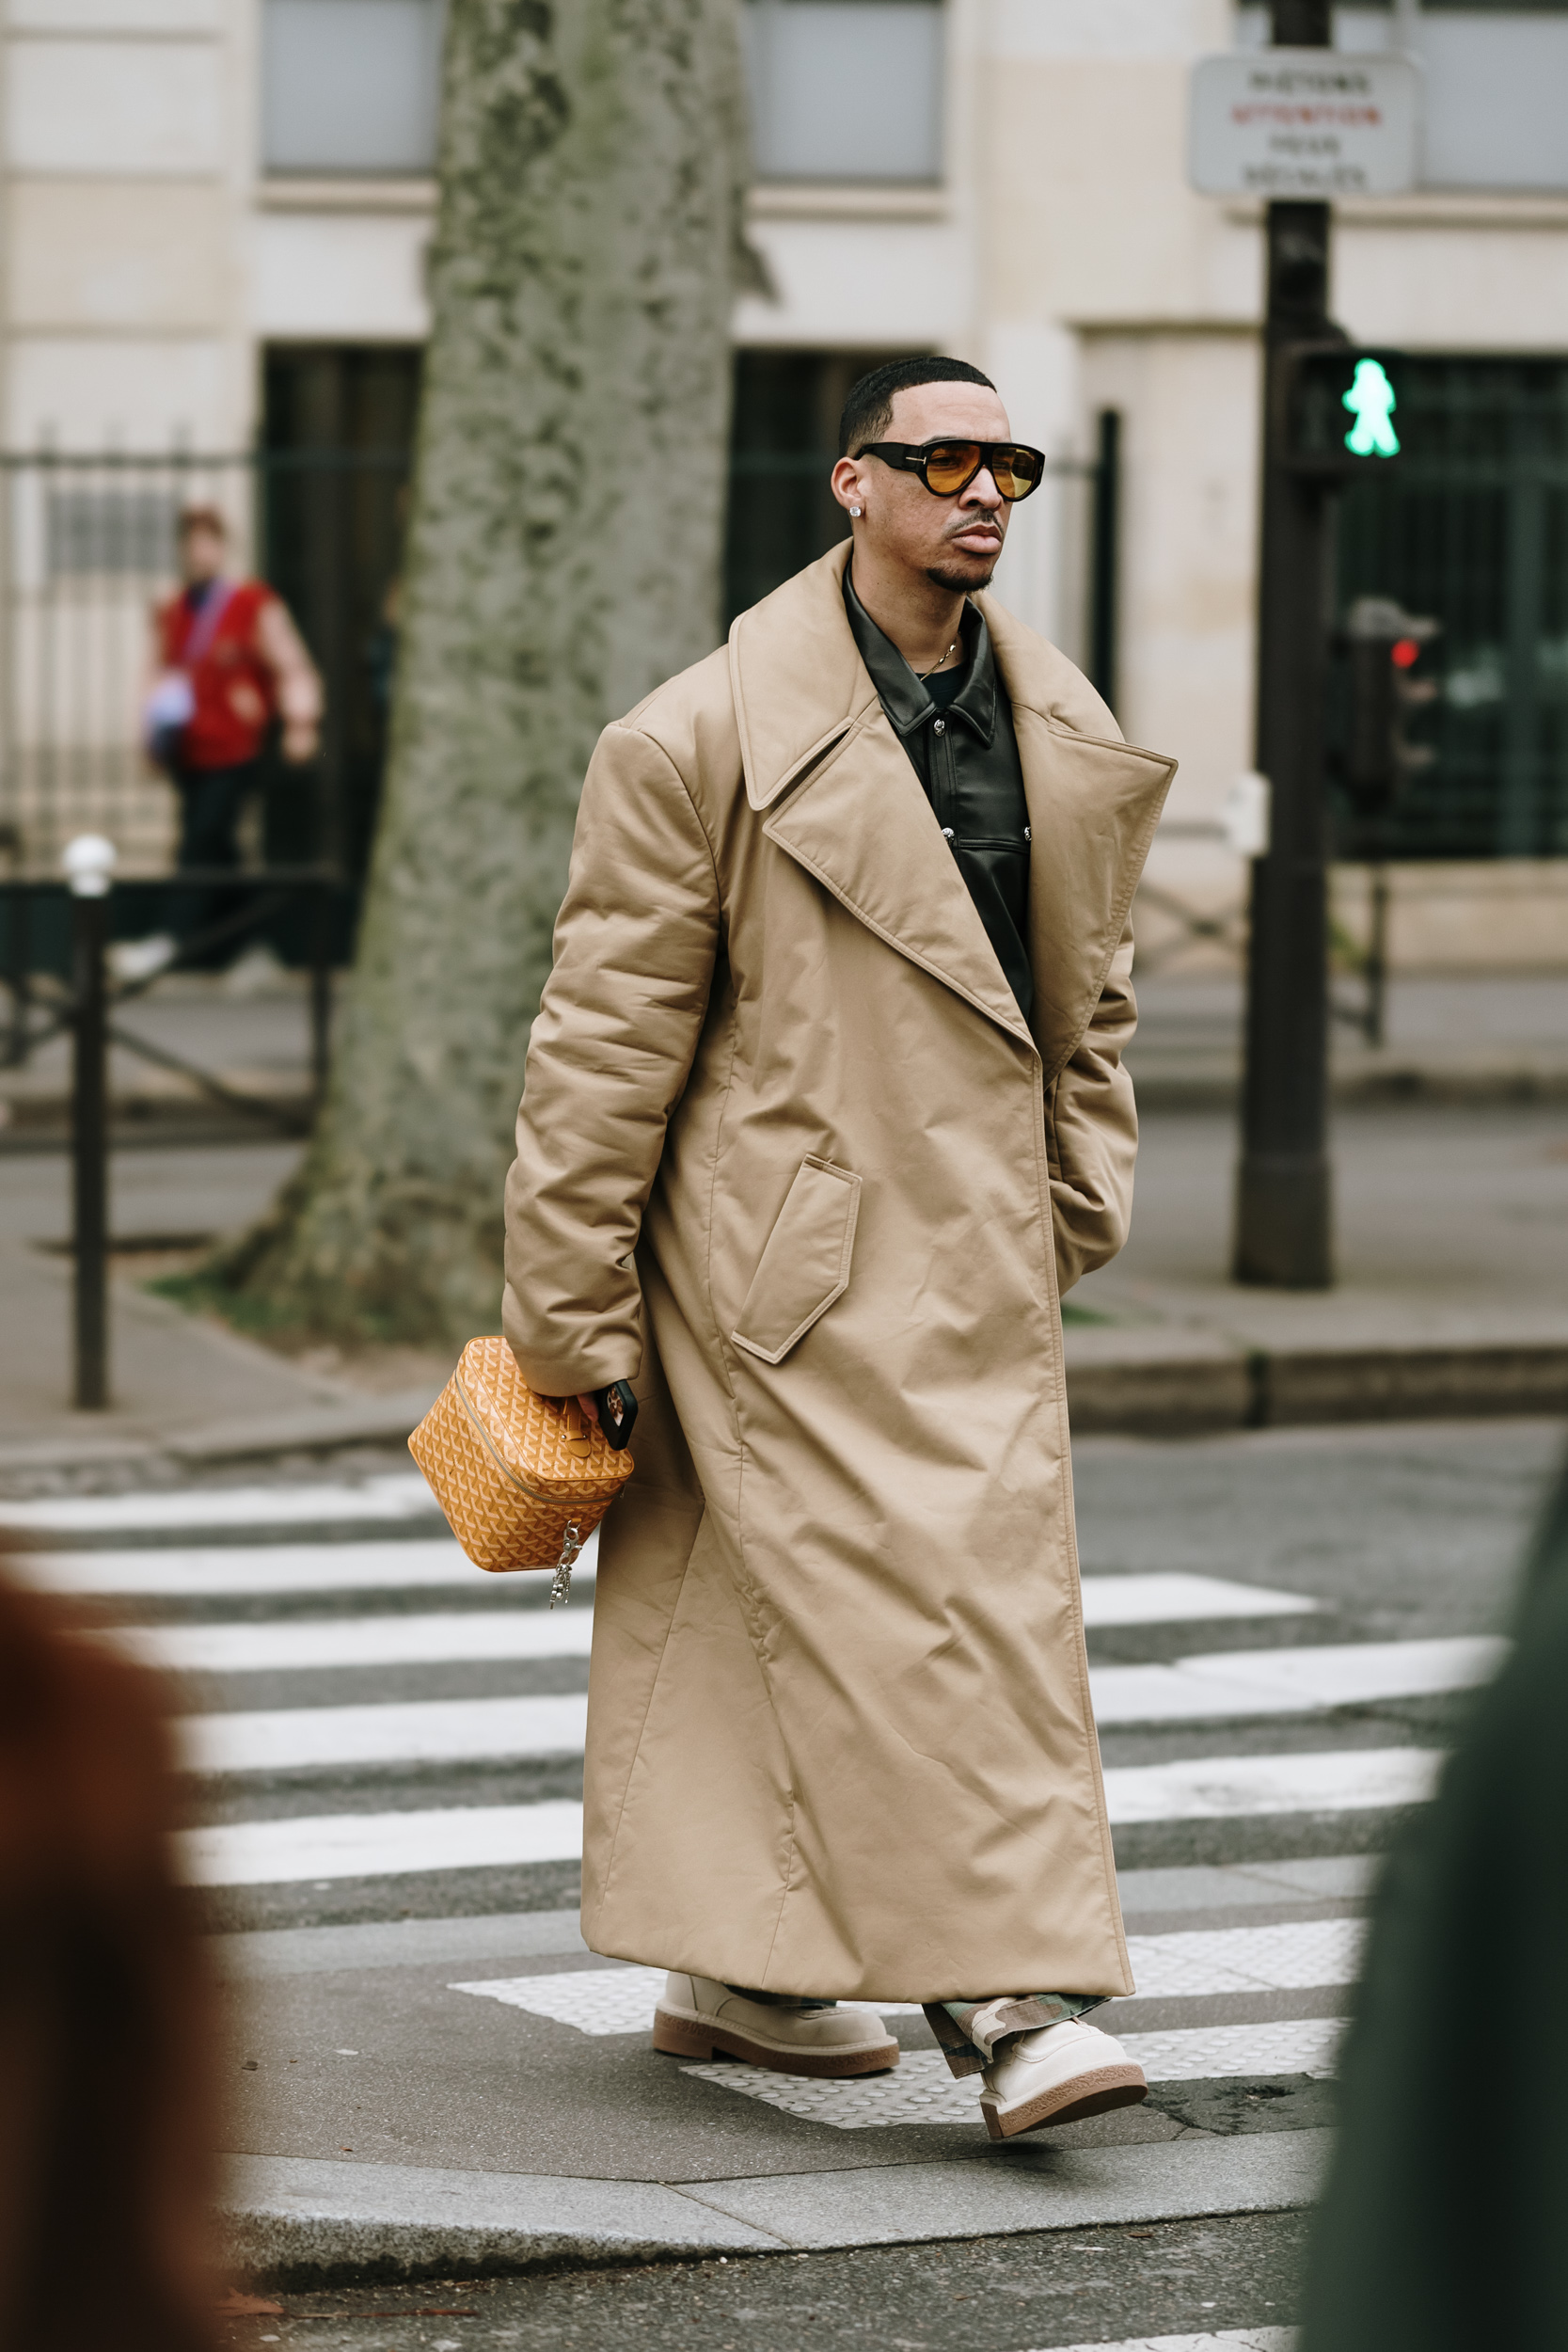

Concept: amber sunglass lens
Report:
left=993, top=448, right=1043, bottom=500
left=923, top=443, right=982, bottom=494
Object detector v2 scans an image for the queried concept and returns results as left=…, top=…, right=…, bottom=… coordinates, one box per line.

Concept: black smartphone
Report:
left=593, top=1379, right=639, bottom=1452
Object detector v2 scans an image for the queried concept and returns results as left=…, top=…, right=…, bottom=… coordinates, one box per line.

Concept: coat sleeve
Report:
left=501, top=721, right=721, bottom=1395
left=1045, top=917, right=1139, bottom=1295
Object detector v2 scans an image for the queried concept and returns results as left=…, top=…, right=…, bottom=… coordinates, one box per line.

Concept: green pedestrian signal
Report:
left=1284, top=343, right=1408, bottom=479
left=1342, top=358, right=1400, bottom=458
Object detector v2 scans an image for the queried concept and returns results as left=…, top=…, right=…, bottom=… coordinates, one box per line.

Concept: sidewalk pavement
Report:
left=1067, top=1095, right=1568, bottom=1433
left=217, top=1869, right=1338, bottom=2285
left=1, top=975, right=1565, bottom=1475
left=4, top=970, right=1566, bottom=1140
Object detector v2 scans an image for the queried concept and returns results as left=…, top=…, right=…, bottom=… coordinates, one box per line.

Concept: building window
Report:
left=1336, top=358, right=1568, bottom=861
left=261, top=0, right=447, bottom=176
left=741, top=0, right=943, bottom=183
left=261, top=345, right=422, bottom=879
left=725, top=348, right=911, bottom=622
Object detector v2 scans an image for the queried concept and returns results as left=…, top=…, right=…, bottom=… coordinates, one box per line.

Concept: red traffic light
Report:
left=1390, top=638, right=1421, bottom=670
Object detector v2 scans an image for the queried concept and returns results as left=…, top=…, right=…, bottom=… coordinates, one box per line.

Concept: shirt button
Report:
left=932, top=718, right=945, bottom=735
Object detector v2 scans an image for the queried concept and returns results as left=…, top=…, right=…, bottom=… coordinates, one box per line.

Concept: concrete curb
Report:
left=1064, top=1339, right=1568, bottom=1437
left=223, top=2133, right=1331, bottom=2287
left=2, top=1341, right=1563, bottom=1485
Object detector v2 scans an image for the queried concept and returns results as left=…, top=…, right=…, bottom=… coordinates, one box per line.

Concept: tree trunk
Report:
left=226, top=0, right=750, bottom=1341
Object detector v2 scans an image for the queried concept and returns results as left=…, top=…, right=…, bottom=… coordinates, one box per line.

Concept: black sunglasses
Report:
left=856, top=438, right=1047, bottom=502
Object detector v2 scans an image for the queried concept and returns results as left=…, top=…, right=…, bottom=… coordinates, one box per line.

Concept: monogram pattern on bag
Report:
left=409, top=1337, right=634, bottom=1576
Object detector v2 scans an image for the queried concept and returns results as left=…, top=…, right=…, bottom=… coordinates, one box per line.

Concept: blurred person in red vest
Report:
left=0, top=1558, right=222, bottom=2350
left=118, top=503, right=323, bottom=979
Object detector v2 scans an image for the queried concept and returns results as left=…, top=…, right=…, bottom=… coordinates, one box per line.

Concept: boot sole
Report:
left=652, top=2007, right=900, bottom=2077
left=980, top=2064, right=1148, bottom=2142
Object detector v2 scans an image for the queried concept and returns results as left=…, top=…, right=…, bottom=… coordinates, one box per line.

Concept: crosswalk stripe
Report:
left=179, top=1693, right=591, bottom=1773
left=174, top=1744, right=1439, bottom=1884
left=1103, top=1745, right=1441, bottom=1821
left=449, top=1918, right=1366, bottom=2038
left=101, top=1581, right=1329, bottom=1679
left=176, top=1801, right=586, bottom=1886
left=0, top=1473, right=439, bottom=1538
left=1025, top=2332, right=1295, bottom=2351
left=17, top=1537, right=588, bottom=1600
left=49, top=1558, right=1309, bottom=1620
left=172, top=1640, right=1482, bottom=1776
left=1080, top=1575, right=1315, bottom=1626
left=1091, top=1635, right=1501, bottom=1724
left=107, top=1609, right=597, bottom=1672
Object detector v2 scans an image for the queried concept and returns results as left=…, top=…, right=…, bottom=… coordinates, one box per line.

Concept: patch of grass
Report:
left=147, top=1264, right=305, bottom=1339
left=147, top=1263, right=436, bottom=1356
left=1061, top=1299, right=1114, bottom=1327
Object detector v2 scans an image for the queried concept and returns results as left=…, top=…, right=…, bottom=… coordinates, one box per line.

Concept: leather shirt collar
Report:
left=842, top=567, right=998, bottom=747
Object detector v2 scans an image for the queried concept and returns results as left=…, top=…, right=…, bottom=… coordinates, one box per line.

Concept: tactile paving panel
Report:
left=450, top=1966, right=923, bottom=2035
left=1119, top=2015, right=1343, bottom=2083
left=451, top=1965, right=670, bottom=2033
left=1126, top=1916, right=1366, bottom=1998
left=679, top=2017, right=1345, bottom=2128
left=682, top=2050, right=976, bottom=2127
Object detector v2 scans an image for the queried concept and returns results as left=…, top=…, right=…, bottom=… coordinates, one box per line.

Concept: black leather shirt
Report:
left=843, top=570, right=1032, bottom=1020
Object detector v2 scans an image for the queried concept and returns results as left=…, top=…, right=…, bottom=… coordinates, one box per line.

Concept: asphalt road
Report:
left=166, top=1416, right=1561, bottom=1931
left=15, top=1416, right=1565, bottom=2351
left=217, top=2211, right=1310, bottom=2350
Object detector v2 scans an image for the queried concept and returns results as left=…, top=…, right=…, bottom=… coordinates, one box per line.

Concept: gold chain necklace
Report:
left=916, top=638, right=958, bottom=681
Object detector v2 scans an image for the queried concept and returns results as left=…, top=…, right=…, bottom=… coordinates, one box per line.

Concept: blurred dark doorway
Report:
left=725, top=348, right=911, bottom=624
left=261, top=344, right=422, bottom=897
left=1337, top=356, right=1568, bottom=862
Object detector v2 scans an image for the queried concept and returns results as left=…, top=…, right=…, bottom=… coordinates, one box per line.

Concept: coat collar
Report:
left=730, top=544, right=1177, bottom=1071
left=842, top=568, right=998, bottom=747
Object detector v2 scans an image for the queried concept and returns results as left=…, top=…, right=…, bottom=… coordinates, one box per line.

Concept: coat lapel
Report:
left=981, top=598, right=1177, bottom=1079
left=733, top=544, right=1031, bottom=1044
left=1014, top=708, right=1176, bottom=1080
left=730, top=545, right=1176, bottom=1060
left=763, top=703, right=1035, bottom=1044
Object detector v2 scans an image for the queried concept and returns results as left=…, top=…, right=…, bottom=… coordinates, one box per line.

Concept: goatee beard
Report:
left=926, top=555, right=998, bottom=594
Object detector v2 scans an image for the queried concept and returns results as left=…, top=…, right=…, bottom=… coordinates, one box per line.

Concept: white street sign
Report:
left=1189, top=50, right=1420, bottom=199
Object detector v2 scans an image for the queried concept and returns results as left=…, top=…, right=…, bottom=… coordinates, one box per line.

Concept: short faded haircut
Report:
left=839, top=357, right=997, bottom=458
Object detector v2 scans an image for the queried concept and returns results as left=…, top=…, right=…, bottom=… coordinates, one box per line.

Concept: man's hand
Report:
left=281, top=720, right=320, bottom=764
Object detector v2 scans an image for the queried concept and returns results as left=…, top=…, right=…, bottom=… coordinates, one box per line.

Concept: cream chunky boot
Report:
left=653, top=1974, right=900, bottom=2077
left=978, top=2016, right=1148, bottom=2140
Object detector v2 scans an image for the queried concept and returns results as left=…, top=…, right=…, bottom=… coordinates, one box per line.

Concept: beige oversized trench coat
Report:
left=503, top=544, right=1176, bottom=2000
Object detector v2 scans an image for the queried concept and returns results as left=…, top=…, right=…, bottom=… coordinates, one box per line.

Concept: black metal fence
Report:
left=0, top=444, right=408, bottom=897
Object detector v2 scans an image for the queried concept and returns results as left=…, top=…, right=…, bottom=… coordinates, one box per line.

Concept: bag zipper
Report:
left=451, top=1375, right=616, bottom=1507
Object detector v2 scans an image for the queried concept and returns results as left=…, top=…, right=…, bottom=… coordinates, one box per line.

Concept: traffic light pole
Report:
left=1233, top=0, right=1337, bottom=1288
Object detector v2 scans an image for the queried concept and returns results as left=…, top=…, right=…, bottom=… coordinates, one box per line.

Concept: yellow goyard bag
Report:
left=408, top=1336, right=635, bottom=1603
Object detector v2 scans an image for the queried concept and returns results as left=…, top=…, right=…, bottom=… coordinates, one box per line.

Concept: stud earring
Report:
left=849, top=504, right=862, bottom=516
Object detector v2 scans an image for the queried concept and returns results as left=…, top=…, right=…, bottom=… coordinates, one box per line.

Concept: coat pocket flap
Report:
left=732, top=1156, right=862, bottom=1366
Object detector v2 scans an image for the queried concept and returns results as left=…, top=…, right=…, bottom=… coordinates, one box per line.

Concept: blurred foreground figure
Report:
left=0, top=1569, right=218, bottom=2352
left=1303, top=1458, right=1568, bottom=2349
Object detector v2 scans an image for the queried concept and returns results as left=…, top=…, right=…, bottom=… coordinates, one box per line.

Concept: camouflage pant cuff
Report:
left=923, top=1992, right=1107, bottom=2078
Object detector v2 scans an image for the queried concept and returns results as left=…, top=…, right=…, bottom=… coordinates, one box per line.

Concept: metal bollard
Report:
left=62, top=834, right=116, bottom=1408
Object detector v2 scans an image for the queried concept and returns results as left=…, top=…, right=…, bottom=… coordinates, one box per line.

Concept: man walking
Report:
left=121, top=504, right=323, bottom=977
left=503, top=358, right=1176, bottom=2138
